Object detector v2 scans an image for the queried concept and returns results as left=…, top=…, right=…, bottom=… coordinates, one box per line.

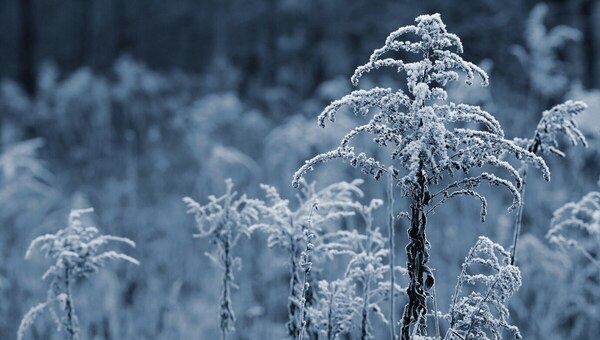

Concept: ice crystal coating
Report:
left=528, top=100, right=588, bottom=157
left=293, top=13, right=549, bottom=218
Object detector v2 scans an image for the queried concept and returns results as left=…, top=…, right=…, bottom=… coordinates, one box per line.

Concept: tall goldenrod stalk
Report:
left=292, top=14, right=549, bottom=338
left=184, top=179, right=263, bottom=340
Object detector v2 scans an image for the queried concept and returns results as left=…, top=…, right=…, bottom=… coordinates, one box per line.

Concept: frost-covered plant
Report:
left=18, top=208, right=138, bottom=340
left=0, top=138, right=56, bottom=221
left=313, top=198, right=405, bottom=340
left=510, top=100, right=587, bottom=264
left=520, top=100, right=588, bottom=157
left=547, top=191, right=600, bottom=266
left=292, top=13, right=548, bottom=339
left=327, top=199, right=405, bottom=340
left=183, top=179, right=263, bottom=340
left=544, top=191, right=600, bottom=339
left=307, top=278, right=362, bottom=340
left=511, top=3, right=581, bottom=100
left=445, top=237, right=522, bottom=340
left=251, top=179, right=362, bottom=339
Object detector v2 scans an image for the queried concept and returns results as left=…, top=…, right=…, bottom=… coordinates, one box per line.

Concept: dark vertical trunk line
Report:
left=113, top=0, right=130, bottom=58
left=401, top=168, right=430, bottom=340
left=581, top=0, right=598, bottom=88
left=78, top=0, right=92, bottom=67
left=18, top=0, right=35, bottom=95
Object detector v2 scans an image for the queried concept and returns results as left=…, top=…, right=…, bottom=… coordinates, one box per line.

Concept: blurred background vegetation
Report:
left=0, top=0, right=599, bottom=339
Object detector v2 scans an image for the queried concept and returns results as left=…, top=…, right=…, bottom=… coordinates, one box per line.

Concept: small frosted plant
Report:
left=293, top=13, right=548, bottom=339
left=183, top=179, right=263, bottom=340
left=310, top=198, right=405, bottom=340
left=251, top=179, right=361, bottom=339
left=510, top=100, right=588, bottom=264
left=547, top=191, right=600, bottom=266
left=18, top=208, right=138, bottom=340
left=445, top=237, right=522, bottom=340
left=326, top=199, right=404, bottom=340
left=546, top=191, right=600, bottom=337
left=307, top=278, right=362, bottom=340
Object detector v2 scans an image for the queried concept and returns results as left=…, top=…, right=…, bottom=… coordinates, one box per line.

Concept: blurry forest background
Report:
left=1, top=0, right=599, bottom=339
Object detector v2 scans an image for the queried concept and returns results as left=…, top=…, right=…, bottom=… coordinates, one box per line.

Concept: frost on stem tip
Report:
left=527, top=100, right=588, bottom=157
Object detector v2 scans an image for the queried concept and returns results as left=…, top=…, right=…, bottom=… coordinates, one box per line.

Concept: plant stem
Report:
left=64, top=267, right=77, bottom=340
left=387, top=167, right=397, bottom=340
left=360, top=277, right=371, bottom=340
left=510, top=165, right=528, bottom=265
left=298, top=258, right=310, bottom=340
left=298, top=208, right=316, bottom=340
left=220, top=232, right=233, bottom=340
left=432, top=283, right=440, bottom=339
left=287, top=234, right=301, bottom=338
left=401, top=166, right=429, bottom=340
left=327, top=286, right=334, bottom=340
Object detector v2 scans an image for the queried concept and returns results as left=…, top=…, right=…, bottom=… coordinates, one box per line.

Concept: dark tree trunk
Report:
left=78, top=0, right=92, bottom=67
left=401, top=169, right=431, bottom=340
left=581, top=0, right=600, bottom=88
left=113, top=0, right=131, bottom=57
left=18, top=0, right=35, bottom=95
